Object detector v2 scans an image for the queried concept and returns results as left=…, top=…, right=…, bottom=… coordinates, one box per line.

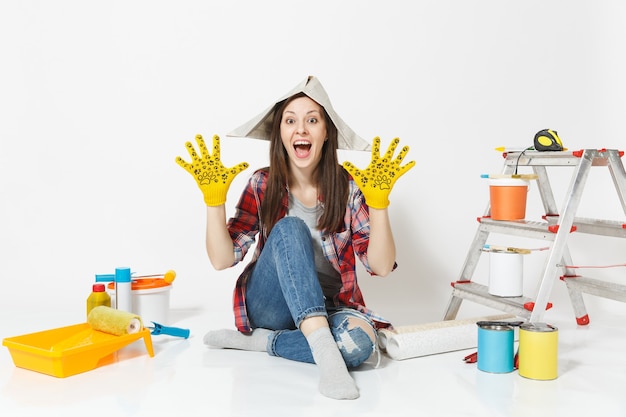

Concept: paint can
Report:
left=488, top=251, right=524, bottom=297
left=107, top=278, right=172, bottom=325
left=476, top=322, right=514, bottom=373
left=518, top=323, right=558, bottom=380
left=488, top=178, right=529, bottom=220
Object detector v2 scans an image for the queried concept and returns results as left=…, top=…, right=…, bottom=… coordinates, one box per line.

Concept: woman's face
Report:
left=280, top=96, right=327, bottom=173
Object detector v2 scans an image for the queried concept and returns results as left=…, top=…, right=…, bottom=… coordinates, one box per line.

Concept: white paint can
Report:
left=107, top=278, right=172, bottom=325
left=488, top=251, right=523, bottom=297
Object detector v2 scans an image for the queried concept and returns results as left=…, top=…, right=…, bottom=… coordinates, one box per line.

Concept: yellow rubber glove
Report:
left=342, top=137, right=415, bottom=209
left=175, top=134, right=249, bottom=206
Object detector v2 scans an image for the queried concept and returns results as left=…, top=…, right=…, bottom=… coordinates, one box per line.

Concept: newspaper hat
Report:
left=227, top=75, right=371, bottom=151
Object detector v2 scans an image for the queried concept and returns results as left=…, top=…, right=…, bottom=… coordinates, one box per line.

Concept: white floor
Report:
left=1, top=303, right=625, bottom=417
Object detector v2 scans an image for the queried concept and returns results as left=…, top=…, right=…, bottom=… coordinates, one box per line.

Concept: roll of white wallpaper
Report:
left=378, top=314, right=516, bottom=361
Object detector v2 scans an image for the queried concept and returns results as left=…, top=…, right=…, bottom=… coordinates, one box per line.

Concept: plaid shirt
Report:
left=227, top=168, right=395, bottom=333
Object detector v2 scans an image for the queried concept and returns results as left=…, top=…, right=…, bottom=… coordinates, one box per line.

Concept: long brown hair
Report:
left=260, top=92, right=348, bottom=235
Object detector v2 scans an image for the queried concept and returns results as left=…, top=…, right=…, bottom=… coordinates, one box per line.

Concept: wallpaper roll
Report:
left=378, top=314, right=516, bottom=361
left=87, top=306, right=143, bottom=336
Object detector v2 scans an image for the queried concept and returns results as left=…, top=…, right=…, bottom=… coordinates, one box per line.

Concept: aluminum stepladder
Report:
left=443, top=148, right=626, bottom=325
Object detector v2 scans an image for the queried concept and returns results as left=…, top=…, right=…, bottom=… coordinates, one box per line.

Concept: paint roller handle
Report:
left=150, top=322, right=190, bottom=338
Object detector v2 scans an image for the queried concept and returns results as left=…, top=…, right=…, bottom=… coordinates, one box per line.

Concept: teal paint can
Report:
left=477, top=323, right=514, bottom=373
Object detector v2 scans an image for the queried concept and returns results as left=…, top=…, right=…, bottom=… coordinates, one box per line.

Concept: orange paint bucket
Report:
left=489, top=178, right=529, bottom=220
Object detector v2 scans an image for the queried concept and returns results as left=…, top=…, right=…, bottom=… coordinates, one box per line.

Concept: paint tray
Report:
left=2, top=323, right=154, bottom=378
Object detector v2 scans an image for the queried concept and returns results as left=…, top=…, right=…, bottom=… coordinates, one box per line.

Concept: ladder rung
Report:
left=503, top=149, right=618, bottom=167
left=478, top=218, right=560, bottom=240
left=573, top=218, right=626, bottom=238
left=562, top=276, right=626, bottom=302
left=450, top=282, right=532, bottom=319
left=503, top=151, right=583, bottom=167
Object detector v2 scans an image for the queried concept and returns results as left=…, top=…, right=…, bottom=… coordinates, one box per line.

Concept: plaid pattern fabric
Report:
left=227, top=168, right=395, bottom=332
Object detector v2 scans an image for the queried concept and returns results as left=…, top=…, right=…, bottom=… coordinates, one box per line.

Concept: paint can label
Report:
left=477, top=323, right=514, bottom=373
left=518, top=323, right=558, bottom=380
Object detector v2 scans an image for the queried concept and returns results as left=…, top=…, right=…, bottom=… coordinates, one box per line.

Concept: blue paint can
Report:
left=477, top=323, right=514, bottom=373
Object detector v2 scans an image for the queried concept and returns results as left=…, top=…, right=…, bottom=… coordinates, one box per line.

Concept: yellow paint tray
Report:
left=2, top=323, right=154, bottom=378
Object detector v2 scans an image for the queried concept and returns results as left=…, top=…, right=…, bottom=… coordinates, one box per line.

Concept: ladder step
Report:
left=450, top=282, right=534, bottom=319
left=478, top=218, right=560, bottom=240
left=572, top=218, right=626, bottom=238
left=481, top=217, right=626, bottom=239
left=562, top=276, right=626, bottom=302
left=503, top=148, right=619, bottom=167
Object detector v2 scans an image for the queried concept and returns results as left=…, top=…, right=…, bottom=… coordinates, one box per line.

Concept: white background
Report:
left=2, top=0, right=626, bottom=328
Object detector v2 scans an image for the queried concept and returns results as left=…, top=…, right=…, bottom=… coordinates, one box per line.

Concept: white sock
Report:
left=306, top=327, right=359, bottom=400
left=203, top=328, right=272, bottom=352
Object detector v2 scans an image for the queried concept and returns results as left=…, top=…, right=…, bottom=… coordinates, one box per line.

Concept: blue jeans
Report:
left=245, top=216, right=375, bottom=368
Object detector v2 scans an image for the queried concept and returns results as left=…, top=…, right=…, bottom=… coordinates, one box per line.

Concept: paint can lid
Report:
left=520, top=322, right=558, bottom=332
left=488, top=178, right=530, bottom=187
left=107, top=278, right=171, bottom=292
left=476, top=322, right=513, bottom=331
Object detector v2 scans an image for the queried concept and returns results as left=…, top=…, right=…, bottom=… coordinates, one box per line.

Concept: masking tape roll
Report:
left=87, top=306, right=143, bottom=336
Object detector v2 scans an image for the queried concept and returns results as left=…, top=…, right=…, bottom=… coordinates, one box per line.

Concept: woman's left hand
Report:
left=342, top=137, right=415, bottom=209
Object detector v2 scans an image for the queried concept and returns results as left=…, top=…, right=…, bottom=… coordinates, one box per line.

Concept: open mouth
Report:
left=294, top=140, right=312, bottom=157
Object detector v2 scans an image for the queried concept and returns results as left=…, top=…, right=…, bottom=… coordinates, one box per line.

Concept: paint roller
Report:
left=378, top=314, right=518, bottom=361
left=88, top=306, right=143, bottom=336
left=87, top=306, right=190, bottom=338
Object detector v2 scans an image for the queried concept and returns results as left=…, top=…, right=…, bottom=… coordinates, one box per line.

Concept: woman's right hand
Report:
left=175, top=134, right=249, bottom=206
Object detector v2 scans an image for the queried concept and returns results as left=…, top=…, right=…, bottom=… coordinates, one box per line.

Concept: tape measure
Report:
left=533, top=129, right=563, bottom=151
